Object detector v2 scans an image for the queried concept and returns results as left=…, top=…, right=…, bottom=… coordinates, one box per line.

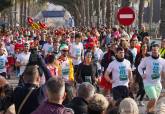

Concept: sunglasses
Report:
left=62, top=50, right=68, bottom=52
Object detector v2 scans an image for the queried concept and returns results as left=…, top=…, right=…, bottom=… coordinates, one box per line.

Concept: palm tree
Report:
left=160, top=0, right=165, bottom=38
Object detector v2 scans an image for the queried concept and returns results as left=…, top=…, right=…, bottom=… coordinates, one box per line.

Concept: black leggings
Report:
left=136, top=74, right=145, bottom=101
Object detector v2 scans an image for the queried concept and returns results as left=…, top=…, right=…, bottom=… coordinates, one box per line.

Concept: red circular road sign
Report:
left=117, top=7, right=135, bottom=26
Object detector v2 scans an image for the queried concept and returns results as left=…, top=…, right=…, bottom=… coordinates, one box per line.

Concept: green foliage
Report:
left=0, top=0, right=13, bottom=11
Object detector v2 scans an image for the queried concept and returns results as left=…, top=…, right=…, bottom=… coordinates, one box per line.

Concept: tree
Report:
left=106, top=0, right=111, bottom=28
left=101, top=0, right=107, bottom=25
left=49, top=0, right=82, bottom=26
left=138, top=0, right=144, bottom=29
left=0, top=0, right=12, bottom=12
left=96, top=0, right=101, bottom=27
left=121, top=0, right=131, bottom=7
left=160, top=0, right=165, bottom=38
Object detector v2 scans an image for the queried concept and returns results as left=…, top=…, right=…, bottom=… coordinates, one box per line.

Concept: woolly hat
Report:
left=119, top=98, right=139, bottom=114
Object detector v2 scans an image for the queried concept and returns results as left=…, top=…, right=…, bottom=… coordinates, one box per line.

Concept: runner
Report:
left=138, top=44, right=165, bottom=114
left=58, top=44, right=74, bottom=84
left=69, top=33, right=84, bottom=73
left=104, top=47, right=133, bottom=104
left=16, top=43, right=31, bottom=78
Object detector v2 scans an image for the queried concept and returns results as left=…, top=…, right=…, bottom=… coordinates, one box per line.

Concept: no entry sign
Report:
left=117, top=7, right=135, bottom=26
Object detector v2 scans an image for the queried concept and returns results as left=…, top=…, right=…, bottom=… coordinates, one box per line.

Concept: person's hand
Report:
left=109, top=79, right=115, bottom=84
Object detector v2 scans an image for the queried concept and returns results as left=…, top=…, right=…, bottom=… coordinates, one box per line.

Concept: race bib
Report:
left=151, top=62, right=160, bottom=80
left=62, top=68, right=69, bottom=76
left=75, top=48, right=81, bottom=57
left=119, top=66, right=128, bottom=81
left=48, top=47, right=53, bottom=52
left=84, top=76, right=92, bottom=83
left=151, top=74, right=160, bottom=79
left=0, top=59, right=5, bottom=69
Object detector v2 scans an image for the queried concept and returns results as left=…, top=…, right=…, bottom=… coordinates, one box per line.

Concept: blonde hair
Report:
left=119, top=98, right=139, bottom=114
left=88, top=93, right=109, bottom=113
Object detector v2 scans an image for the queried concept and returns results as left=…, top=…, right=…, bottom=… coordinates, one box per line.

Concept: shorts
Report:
left=112, top=86, right=129, bottom=101
left=144, top=83, right=162, bottom=99
left=99, top=76, right=112, bottom=90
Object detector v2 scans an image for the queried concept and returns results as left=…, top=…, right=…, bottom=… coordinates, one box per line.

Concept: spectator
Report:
left=88, top=93, right=109, bottom=114
left=66, top=82, right=95, bottom=114
left=32, top=77, right=73, bottom=114
left=13, top=65, right=47, bottom=114
left=0, top=76, right=14, bottom=114
left=119, top=98, right=139, bottom=114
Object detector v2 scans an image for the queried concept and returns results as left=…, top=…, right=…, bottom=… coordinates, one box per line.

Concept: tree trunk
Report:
left=20, top=0, right=23, bottom=26
left=14, top=0, right=17, bottom=26
left=160, top=0, right=165, bottom=38
left=96, top=0, right=101, bottom=27
left=89, top=0, right=94, bottom=26
left=85, top=0, right=90, bottom=26
left=101, top=0, right=107, bottom=26
left=106, top=0, right=111, bottom=28
left=149, top=0, right=153, bottom=34
left=138, top=0, right=144, bottom=29
left=121, top=0, right=131, bottom=7
left=23, top=0, right=27, bottom=27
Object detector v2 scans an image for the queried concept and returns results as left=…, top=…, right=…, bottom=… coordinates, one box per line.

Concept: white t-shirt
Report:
left=138, top=56, right=165, bottom=86
left=42, top=43, right=53, bottom=56
left=16, top=52, right=31, bottom=76
left=61, top=59, right=70, bottom=81
left=69, top=42, right=84, bottom=65
left=0, top=55, right=8, bottom=73
left=106, top=59, right=131, bottom=88
left=94, top=48, right=104, bottom=70
left=6, top=44, right=15, bottom=55
left=129, top=48, right=137, bottom=62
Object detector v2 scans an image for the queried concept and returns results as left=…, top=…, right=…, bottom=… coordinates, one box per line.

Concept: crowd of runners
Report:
left=0, top=25, right=165, bottom=114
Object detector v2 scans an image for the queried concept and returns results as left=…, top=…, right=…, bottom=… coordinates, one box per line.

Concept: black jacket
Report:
left=76, top=62, right=98, bottom=84
left=101, top=50, right=115, bottom=74
left=28, top=49, right=51, bottom=80
left=13, top=83, right=46, bottom=114
left=66, top=97, right=88, bottom=114
left=0, top=85, right=13, bottom=112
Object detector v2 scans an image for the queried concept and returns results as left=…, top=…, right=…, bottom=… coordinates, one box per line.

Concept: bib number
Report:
left=62, top=69, right=69, bottom=76
left=119, top=75, right=128, bottom=81
left=151, top=74, right=160, bottom=80
left=84, top=76, right=92, bottom=83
